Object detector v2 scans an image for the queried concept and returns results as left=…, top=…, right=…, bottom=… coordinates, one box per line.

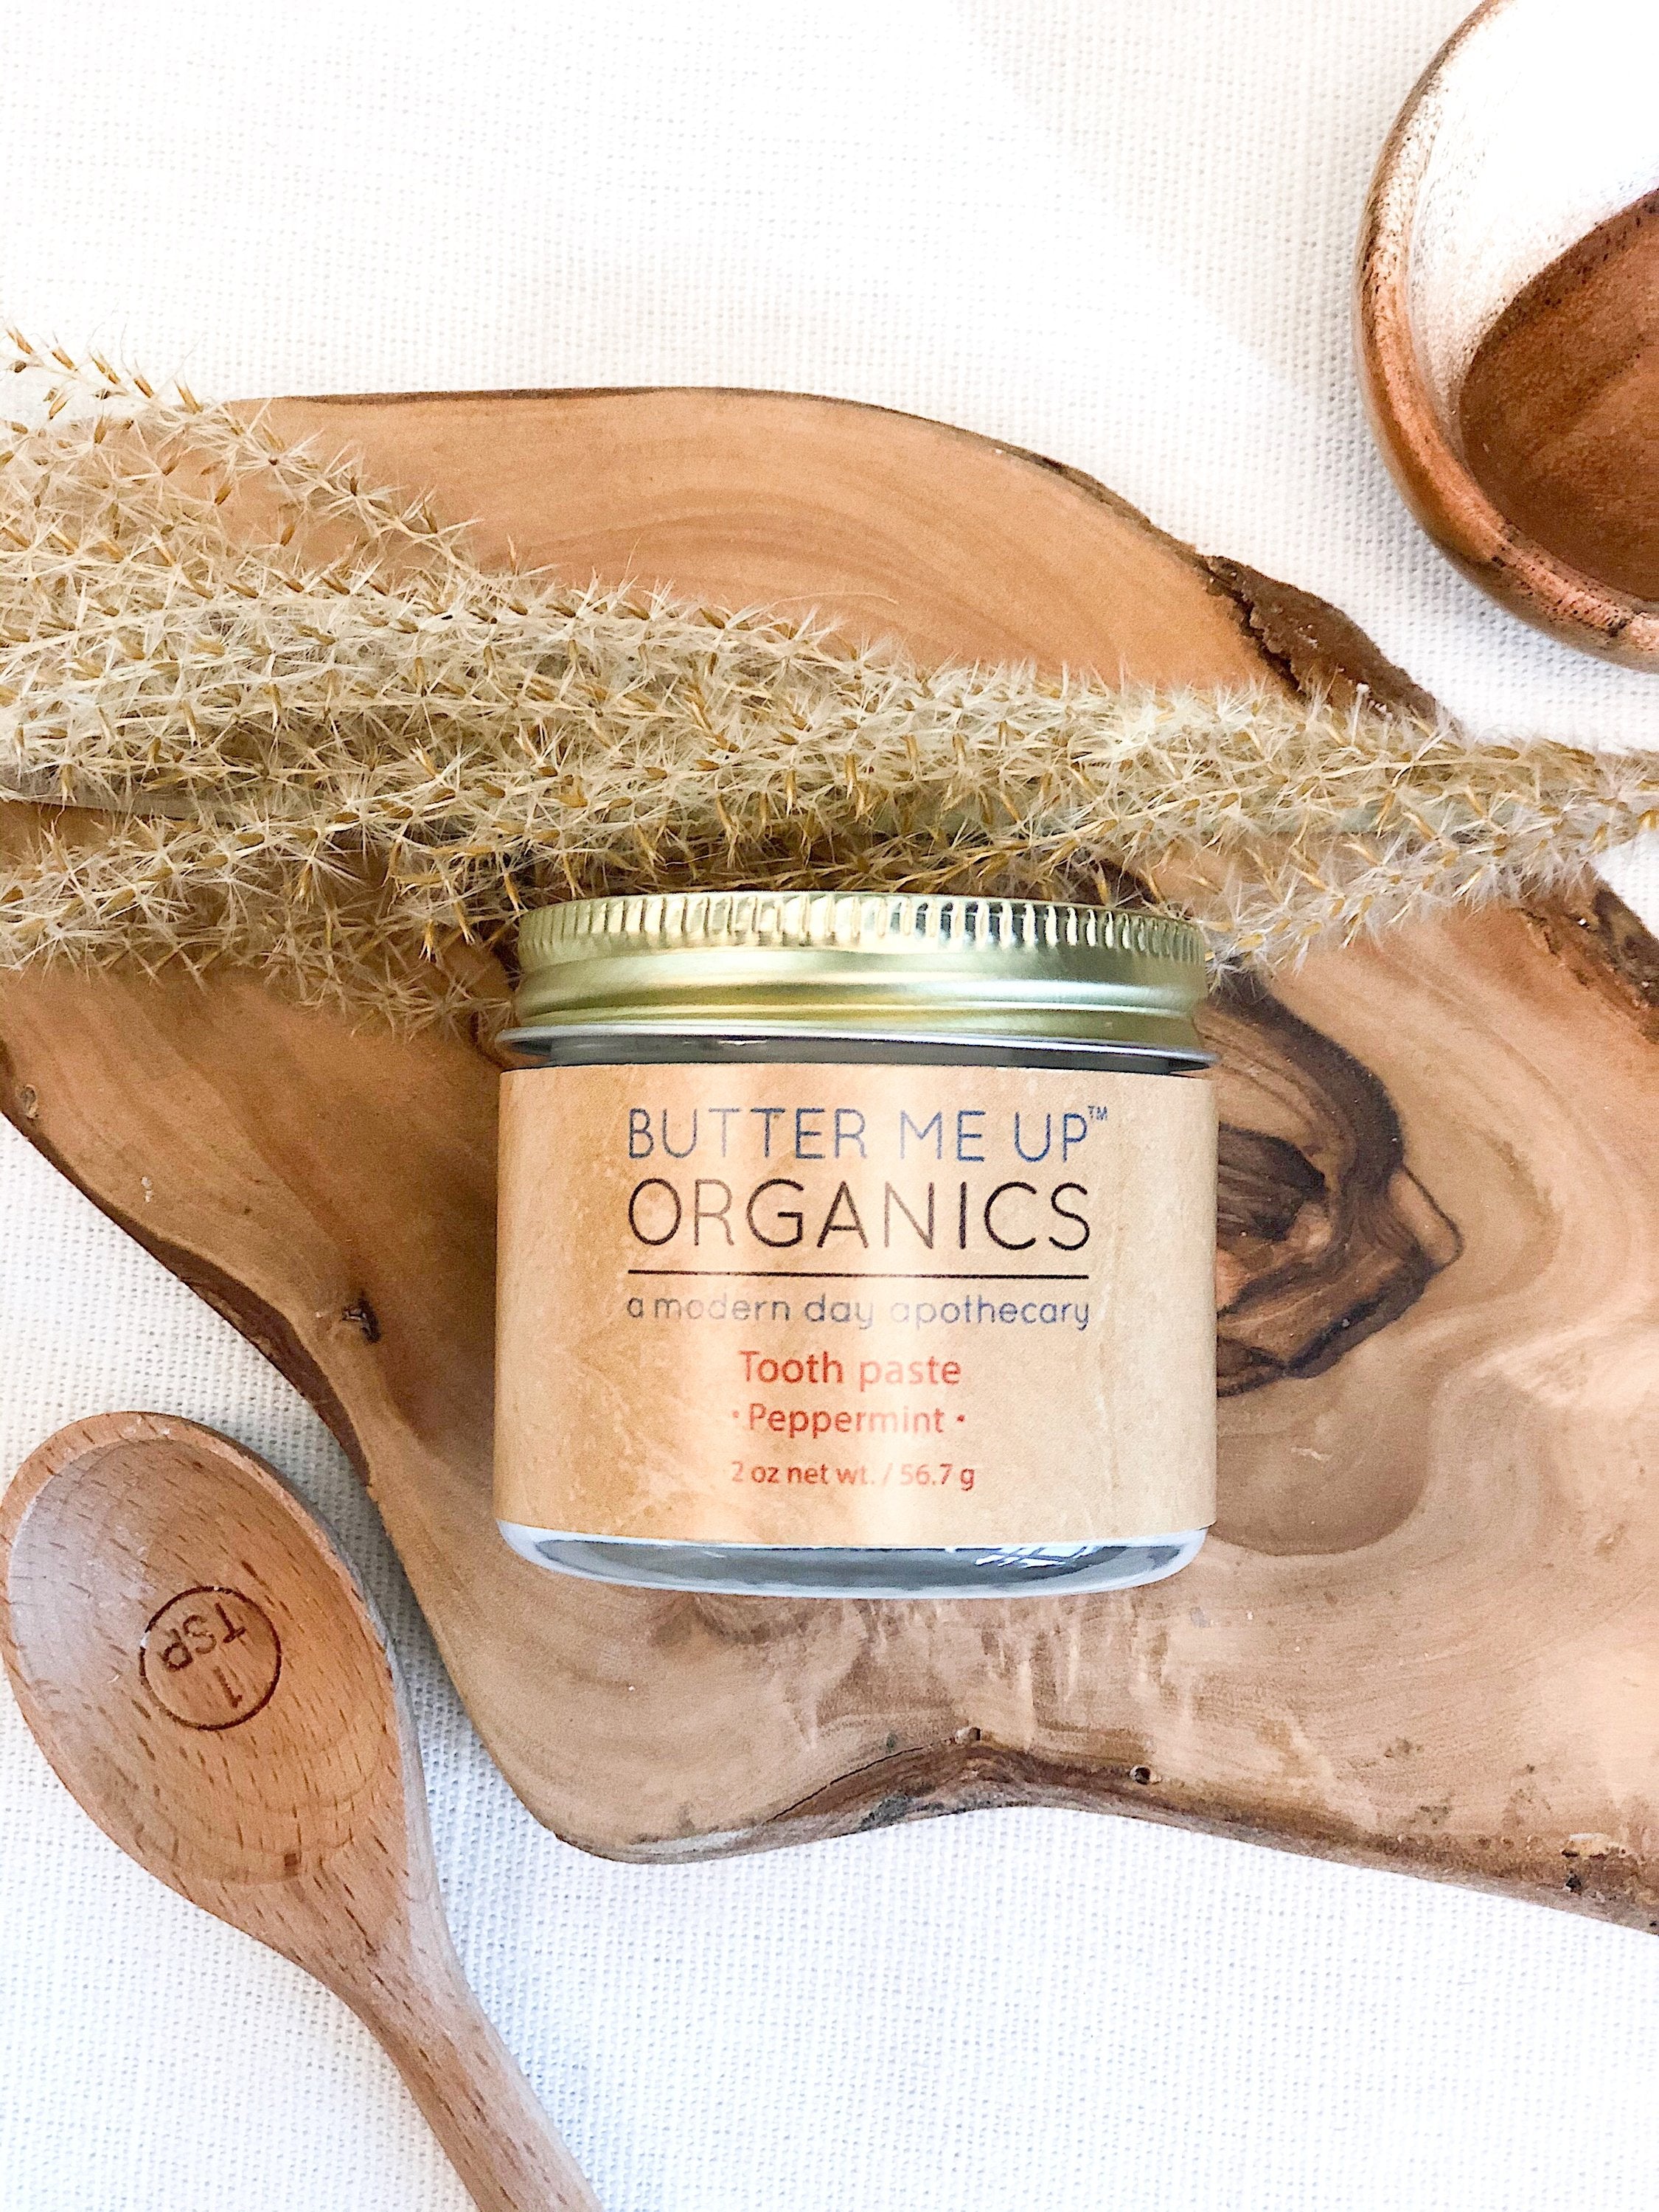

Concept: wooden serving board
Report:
left=3, top=391, right=1656, bottom=1929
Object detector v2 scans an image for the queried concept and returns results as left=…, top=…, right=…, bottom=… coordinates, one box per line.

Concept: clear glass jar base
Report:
left=497, top=1523, right=1206, bottom=1599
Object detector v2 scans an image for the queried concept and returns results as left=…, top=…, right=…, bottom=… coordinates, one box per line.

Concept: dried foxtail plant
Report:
left=0, top=343, right=1653, bottom=1028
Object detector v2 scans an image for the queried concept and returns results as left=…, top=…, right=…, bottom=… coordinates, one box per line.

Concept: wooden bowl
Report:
left=1357, top=0, right=1659, bottom=667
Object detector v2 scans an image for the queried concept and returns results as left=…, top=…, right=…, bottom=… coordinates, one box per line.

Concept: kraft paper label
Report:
left=495, top=1064, right=1217, bottom=1546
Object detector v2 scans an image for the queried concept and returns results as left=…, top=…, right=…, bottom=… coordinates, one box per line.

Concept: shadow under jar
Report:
left=495, top=891, right=1216, bottom=1599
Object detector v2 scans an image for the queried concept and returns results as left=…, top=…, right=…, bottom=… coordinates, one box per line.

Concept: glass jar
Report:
left=495, top=891, right=1215, bottom=1599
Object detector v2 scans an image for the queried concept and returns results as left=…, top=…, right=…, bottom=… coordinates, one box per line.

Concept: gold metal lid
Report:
left=510, top=891, right=1209, bottom=1057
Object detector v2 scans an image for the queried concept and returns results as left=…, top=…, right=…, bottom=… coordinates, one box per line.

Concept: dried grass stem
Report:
left=0, top=351, right=1653, bottom=1026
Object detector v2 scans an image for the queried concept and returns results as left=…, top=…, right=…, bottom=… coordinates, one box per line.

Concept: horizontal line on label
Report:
left=625, top=1269, right=1090, bottom=1281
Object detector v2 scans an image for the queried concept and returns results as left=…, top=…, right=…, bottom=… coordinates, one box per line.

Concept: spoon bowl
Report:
left=0, top=1411, right=599, bottom=2212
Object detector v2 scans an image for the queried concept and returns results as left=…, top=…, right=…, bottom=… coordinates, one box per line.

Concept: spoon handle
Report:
left=352, top=1950, right=602, bottom=2212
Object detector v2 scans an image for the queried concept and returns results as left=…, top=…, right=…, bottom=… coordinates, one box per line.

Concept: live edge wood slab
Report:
left=2, top=391, right=1656, bottom=1927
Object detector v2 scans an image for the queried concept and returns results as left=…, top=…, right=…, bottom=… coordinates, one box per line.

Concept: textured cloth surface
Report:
left=3, top=4, right=1658, bottom=2208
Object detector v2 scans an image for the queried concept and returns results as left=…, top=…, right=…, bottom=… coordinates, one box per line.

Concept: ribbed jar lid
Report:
left=511, top=891, right=1209, bottom=1058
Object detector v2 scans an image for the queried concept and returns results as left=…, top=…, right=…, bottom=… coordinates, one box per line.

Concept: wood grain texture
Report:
left=2, top=389, right=1655, bottom=1930
left=0, top=1413, right=598, bottom=2212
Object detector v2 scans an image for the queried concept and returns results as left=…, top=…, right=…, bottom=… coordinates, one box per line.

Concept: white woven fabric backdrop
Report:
left=2, top=4, right=1656, bottom=2208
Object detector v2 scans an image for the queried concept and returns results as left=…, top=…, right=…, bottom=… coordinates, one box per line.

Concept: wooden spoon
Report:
left=0, top=1411, right=600, bottom=2212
